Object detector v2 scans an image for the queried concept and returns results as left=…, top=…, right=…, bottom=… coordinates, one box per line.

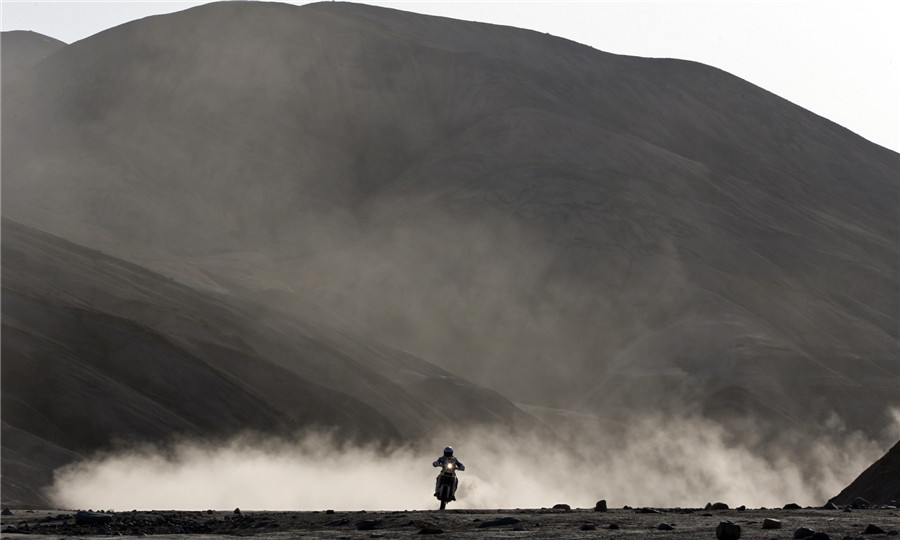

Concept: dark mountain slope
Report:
left=2, top=0, right=898, bottom=506
left=831, top=440, right=900, bottom=506
left=1, top=30, right=66, bottom=73
left=1, top=218, right=546, bottom=507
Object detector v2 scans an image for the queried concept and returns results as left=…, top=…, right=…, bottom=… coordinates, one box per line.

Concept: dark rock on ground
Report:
left=762, top=518, right=782, bottom=529
left=552, top=504, right=571, bottom=511
left=823, top=502, right=839, bottom=510
left=712, top=502, right=730, bottom=510
left=1, top=508, right=11, bottom=516
left=863, top=523, right=885, bottom=534
left=418, top=527, right=443, bottom=534
left=852, top=498, right=872, bottom=509
left=716, top=520, right=741, bottom=540
left=658, top=523, right=675, bottom=530
left=3, top=508, right=898, bottom=539
left=595, top=500, right=607, bottom=512
left=784, top=503, right=803, bottom=510
left=795, top=526, right=817, bottom=538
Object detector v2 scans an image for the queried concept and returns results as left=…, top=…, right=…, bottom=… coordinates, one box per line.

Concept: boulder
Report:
left=552, top=503, right=571, bottom=511
left=784, top=503, right=802, bottom=510
left=716, top=520, right=741, bottom=540
left=762, top=518, right=782, bottom=529
left=712, top=502, right=729, bottom=510
left=852, top=497, right=871, bottom=509
left=863, top=524, right=885, bottom=534
left=658, top=523, right=674, bottom=530
left=794, top=527, right=816, bottom=538
left=595, top=499, right=607, bottom=512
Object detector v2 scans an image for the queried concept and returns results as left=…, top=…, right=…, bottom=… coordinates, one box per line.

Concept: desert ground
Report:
left=2, top=506, right=898, bottom=539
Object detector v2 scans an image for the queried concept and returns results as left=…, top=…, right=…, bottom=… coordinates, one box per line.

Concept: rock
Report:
left=852, top=497, right=871, bottom=509
left=784, top=503, right=802, bottom=510
left=418, top=527, right=443, bottom=534
left=1, top=508, right=11, bottom=516
left=233, top=508, right=241, bottom=515
left=794, top=527, right=816, bottom=538
left=823, top=501, right=839, bottom=510
left=595, top=500, right=607, bottom=512
left=325, top=509, right=335, bottom=514
left=552, top=503, right=571, bottom=511
left=609, top=523, right=620, bottom=529
left=762, top=518, right=782, bottom=529
left=580, top=523, right=596, bottom=530
left=477, top=517, right=521, bottom=528
left=75, top=511, right=113, bottom=526
left=658, top=523, right=674, bottom=530
left=716, top=520, right=741, bottom=540
left=863, top=524, right=886, bottom=534
left=736, top=505, right=746, bottom=511
left=811, top=533, right=831, bottom=540
left=712, top=502, right=729, bottom=510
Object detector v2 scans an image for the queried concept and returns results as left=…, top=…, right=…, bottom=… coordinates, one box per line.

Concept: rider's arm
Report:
left=455, top=459, right=465, bottom=471
left=433, top=458, right=442, bottom=467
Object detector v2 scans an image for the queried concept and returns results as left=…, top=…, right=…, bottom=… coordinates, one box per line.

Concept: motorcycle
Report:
left=435, top=460, right=458, bottom=510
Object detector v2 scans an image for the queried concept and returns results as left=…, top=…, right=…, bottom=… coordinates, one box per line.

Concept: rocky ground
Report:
left=1, top=506, right=898, bottom=539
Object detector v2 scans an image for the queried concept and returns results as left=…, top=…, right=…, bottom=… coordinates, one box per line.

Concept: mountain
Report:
left=1, top=30, right=66, bottom=74
left=830, top=440, right=900, bottom=506
left=2, top=1, right=898, bottom=507
left=1, top=218, right=546, bottom=507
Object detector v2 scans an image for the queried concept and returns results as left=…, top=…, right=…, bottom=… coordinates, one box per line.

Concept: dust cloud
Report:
left=48, top=412, right=898, bottom=511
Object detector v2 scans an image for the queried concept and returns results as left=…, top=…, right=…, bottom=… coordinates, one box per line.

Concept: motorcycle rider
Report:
left=433, top=446, right=464, bottom=499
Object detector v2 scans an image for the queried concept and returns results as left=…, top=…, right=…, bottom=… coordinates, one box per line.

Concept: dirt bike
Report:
left=435, top=460, right=458, bottom=510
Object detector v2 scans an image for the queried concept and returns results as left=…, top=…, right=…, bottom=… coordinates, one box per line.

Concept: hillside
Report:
left=831, top=440, right=900, bottom=506
left=2, top=1, right=898, bottom=508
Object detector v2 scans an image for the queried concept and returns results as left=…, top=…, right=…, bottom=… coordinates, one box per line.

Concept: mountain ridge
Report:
left=2, top=0, right=897, bottom=508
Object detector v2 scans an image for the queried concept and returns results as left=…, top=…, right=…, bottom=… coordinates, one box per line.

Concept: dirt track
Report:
left=2, top=507, right=898, bottom=539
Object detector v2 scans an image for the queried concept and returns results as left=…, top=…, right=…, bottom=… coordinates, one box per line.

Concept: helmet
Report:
left=443, top=446, right=453, bottom=457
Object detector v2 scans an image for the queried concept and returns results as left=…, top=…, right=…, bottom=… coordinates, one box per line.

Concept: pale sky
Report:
left=2, top=1, right=898, bottom=152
